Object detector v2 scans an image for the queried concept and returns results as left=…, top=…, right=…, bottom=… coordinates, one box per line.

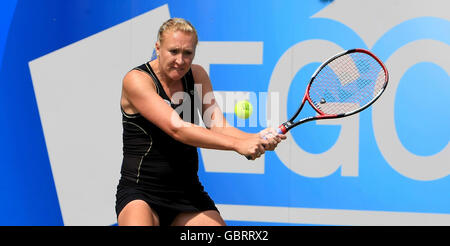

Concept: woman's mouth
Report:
left=172, top=67, right=185, bottom=72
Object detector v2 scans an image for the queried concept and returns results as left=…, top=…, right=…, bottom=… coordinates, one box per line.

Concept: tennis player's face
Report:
left=157, top=31, right=196, bottom=81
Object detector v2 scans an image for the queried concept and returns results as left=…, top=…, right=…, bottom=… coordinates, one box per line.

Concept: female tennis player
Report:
left=115, top=18, right=286, bottom=226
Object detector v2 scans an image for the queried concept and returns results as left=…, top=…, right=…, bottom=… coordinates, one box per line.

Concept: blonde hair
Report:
left=157, top=18, right=198, bottom=45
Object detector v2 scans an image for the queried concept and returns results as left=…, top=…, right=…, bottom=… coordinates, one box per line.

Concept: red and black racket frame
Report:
left=277, top=48, right=389, bottom=135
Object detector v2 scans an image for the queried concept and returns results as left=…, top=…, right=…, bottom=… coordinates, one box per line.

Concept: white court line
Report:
left=217, top=204, right=450, bottom=226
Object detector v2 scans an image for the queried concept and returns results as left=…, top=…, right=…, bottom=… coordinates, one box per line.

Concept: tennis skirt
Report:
left=115, top=178, right=219, bottom=226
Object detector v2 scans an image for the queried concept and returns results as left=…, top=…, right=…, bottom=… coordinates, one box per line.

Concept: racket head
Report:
left=281, top=49, right=388, bottom=133
left=307, top=48, right=388, bottom=117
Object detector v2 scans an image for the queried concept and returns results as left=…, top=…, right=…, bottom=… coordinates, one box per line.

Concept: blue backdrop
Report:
left=0, top=0, right=448, bottom=225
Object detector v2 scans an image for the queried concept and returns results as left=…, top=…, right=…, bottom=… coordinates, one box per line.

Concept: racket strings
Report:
left=309, top=52, right=386, bottom=115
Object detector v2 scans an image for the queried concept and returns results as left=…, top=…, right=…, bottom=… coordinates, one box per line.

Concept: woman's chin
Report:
left=168, top=69, right=187, bottom=80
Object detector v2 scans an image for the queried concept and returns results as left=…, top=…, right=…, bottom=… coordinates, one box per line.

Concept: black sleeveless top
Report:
left=118, top=62, right=208, bottom=208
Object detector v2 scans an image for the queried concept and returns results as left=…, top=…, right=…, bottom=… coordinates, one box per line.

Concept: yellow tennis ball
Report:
left=234, top=100, right=253, bottom=119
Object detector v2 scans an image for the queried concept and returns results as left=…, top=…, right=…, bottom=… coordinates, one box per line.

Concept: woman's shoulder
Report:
left=122, top=68, right=157, bottom=93
left=191, top=64, right=210, bottom=84
left=124, top=61, right=154, bottom=81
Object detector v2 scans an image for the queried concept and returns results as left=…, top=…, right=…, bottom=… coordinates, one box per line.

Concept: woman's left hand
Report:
left=258, top=128, right=287, bottom=151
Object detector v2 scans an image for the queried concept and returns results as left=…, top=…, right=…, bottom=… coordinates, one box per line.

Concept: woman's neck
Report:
left=150, top=60, right=179, bottom=85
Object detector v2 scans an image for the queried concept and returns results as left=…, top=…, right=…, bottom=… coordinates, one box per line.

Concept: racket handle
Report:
left=277, top=124, right=287, bottom=134
left=245, top=127, right=284, bottom=160
left=276, top=127, right=284, bottom=135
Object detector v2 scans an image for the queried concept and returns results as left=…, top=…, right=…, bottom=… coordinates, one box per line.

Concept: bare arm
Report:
left=122, top=69, right=267, bottom=157
left=191, top=64, right=255, bottom=138
left=192, top=64, right=286, bottom=150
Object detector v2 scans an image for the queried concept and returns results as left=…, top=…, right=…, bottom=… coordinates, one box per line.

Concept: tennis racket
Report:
left=247, top=48, right=388, bottom=159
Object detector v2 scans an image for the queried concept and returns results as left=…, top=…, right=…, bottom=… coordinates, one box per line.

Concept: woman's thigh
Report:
left=171, top=210, right=226, bottom=226
left=117, top=199, right=160, bottom=226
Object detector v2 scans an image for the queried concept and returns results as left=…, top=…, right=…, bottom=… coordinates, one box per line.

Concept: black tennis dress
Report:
left=115, top=62, right=218, bottom=225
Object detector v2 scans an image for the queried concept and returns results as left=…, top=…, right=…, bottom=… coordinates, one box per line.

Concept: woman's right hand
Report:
left=234, top=135, right=269, bottom=160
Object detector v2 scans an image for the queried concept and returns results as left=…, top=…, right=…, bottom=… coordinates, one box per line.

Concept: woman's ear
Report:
left=155, top=41, right=160, bottom=57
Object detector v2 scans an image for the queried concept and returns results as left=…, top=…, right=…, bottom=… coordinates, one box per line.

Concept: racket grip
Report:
left=278, top=124, right=287, bottom=134
left=276, top=127, right=284, bottom=135
left=245, top=127, right=285, bottom=160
